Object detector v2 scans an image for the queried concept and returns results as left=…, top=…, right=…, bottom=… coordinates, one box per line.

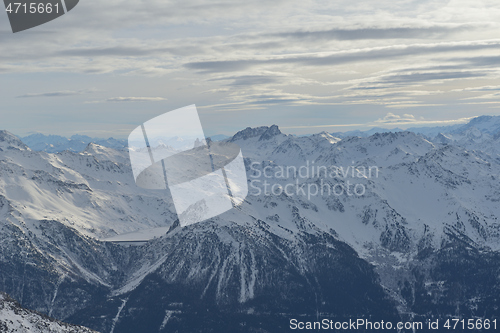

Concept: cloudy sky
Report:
left=1, top=0, right=499, bottom=138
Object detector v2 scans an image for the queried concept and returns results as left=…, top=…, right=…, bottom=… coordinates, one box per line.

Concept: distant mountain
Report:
left=0, top=292, right=98, bottom=333
left=425, top=115, right=500, bottom=156
left=21, top=133, right=127, bottom=153
left=406, top=123, right=464, bottom=137
left=21, top=133, right=232, bottom=154
left=453, top=115, right=500, bottom=136
left=328, top=115, right=500, bottom=139
left=331, top=126, right=404, bottom=138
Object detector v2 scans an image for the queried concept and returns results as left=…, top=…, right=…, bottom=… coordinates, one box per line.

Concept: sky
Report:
left=0, top=0, right=500, bottom=138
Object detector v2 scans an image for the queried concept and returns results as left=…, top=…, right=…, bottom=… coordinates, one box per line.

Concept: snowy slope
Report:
left=0, top=292, right=98, bottom=333
left=0, top=131, right=177, bottom=239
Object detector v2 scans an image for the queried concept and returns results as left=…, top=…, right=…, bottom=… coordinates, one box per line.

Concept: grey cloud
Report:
left=349, top=86, right=394, bottom=90
left=342, top=70, right=491, bottom=97
left=251, top=97, right=305, bottom=105
left=53, top=25, right=473, bottom=61
left=17, top=89, right=94, bottom=98
left=219, top=89, right=327, bottom=108
left=106, top=97, right=167, bottom=102
left=334, top=66, right=495, bottom=107
left=184, top=41, right=500, bottom=73
left=58, top=45, right=204, bottom=57
left=338, top=91, right=437, bottom=100
left=59, top=46, right=163, bottom=57
left=209, top=74, right=283, bottom=86
left=266, top=25, right=475, bottom=41
left=461, top=85, right=500, bottom=92
left=48, top=41, right=278, bottom=61
left=405, top=57, right=500, bottom=72
left=461, top=56, right=500, bottom=67
left=380, top=71, right=489, bottom=85
left=211, top=25, right=474, bottom=53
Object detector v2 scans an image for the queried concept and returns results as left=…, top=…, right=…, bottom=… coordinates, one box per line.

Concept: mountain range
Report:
left=0, top=115, right=499, bottom=332
left=19, top=133, right=231, bottom=154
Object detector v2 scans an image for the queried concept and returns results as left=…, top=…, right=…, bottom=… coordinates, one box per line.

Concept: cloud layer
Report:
left=1, top=0, right=500, bottom=136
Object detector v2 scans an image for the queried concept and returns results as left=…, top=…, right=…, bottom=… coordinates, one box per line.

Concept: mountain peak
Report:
left=0, top=130, right=29, bottom=150
left=259, top=125, right=282, bottom=141
left=82, top=142, right=128, bottom=163
left=83, top=142, right=106, bottom=154
left=231, top=125, right=276, bottom=141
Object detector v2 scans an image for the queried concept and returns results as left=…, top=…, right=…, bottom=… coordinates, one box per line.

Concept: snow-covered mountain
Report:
left=0, top=116, right=499, bottom=332
left=21, top=133, right=230, bottom=154
left=20, top=133, right=128, bottom=153
left=427, top=115, right=500, bottom=157
left=330, top=115, right=500, bottom=141
left=0, top=292, right=97, bottom=333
